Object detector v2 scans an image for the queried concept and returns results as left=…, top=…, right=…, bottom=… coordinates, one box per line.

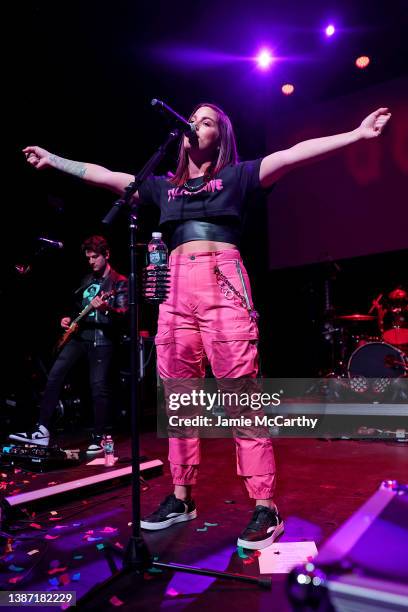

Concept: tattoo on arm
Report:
left=49, top=154, right=87, bottom=178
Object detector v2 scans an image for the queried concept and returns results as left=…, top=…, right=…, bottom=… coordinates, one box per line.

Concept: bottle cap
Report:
left=152, top=232, right=162, bottom=239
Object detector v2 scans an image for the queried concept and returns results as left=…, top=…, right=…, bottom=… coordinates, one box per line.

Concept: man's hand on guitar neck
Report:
left=61, top=317, right=72, bottom=330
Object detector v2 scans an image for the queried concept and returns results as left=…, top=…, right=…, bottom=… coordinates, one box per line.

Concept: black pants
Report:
left=39, top=338, right=114, bottom=435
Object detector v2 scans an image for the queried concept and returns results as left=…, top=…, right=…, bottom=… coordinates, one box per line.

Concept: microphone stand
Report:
left=78, top=127, right=270, bottom=606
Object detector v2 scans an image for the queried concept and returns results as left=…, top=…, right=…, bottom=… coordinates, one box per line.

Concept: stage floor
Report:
left=1, top=431, right=407, bottom=610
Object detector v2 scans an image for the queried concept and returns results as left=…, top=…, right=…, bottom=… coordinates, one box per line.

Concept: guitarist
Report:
left=10, top=235, right=128, bottom=453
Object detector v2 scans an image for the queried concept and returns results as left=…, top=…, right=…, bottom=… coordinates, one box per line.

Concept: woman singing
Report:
left=23, top=102, right=390, bottom=548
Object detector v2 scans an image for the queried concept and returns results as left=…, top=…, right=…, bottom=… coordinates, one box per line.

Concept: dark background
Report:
left=3, top=0, right=408, bottom=420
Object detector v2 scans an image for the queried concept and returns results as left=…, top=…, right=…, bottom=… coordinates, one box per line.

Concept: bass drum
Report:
left=348, top=341, right=408, bottom=379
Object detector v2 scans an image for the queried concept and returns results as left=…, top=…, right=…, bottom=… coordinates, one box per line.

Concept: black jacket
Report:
left=74, top=267, right=128, bottom=346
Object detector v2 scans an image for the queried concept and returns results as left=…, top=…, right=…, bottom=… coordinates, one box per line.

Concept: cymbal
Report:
left=336, top=314, right=376, bottom=321
left=388, top=288, right=407, bottom=301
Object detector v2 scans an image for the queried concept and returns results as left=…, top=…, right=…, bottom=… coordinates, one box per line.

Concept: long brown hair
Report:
left=170, top=102, right=238, bottom=186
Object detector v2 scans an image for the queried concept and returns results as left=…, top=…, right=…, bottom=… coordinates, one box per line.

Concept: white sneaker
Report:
left=9, top=425, right=50, bottom=447
left=86, top=434, right=104, bottom=454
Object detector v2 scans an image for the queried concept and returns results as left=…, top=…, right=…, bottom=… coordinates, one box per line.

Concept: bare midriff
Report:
left=171, top=240, right=237, bottom=254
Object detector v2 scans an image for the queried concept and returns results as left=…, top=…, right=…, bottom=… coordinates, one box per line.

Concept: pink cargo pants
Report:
left=155, top=249, right=276, bottom=499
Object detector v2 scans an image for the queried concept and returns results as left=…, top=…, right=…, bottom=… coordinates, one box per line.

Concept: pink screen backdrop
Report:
left=266, top=77, right=408, bottom=269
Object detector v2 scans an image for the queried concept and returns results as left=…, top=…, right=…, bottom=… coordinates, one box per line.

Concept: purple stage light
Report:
left=325, top=24, right=335, bottom=37
left=256, top=48, right=274, bottom=70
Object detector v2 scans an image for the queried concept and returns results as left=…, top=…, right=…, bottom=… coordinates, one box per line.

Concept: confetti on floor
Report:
left=48, top=567, right=68, bottom=576
left=59, top=573, right=71, bottom=586
left=8, top=564, right=24, bottom=572
left=237, top=547, right=249, bottom=559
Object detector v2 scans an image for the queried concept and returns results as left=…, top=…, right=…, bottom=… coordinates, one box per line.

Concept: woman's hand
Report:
left=358, top=108, right=391, bottom=139
left=23, top=146, right=52, bottom=169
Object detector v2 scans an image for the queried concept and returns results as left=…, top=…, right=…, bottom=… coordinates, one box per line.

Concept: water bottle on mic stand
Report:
left=143, top=232, right=169, bottom=302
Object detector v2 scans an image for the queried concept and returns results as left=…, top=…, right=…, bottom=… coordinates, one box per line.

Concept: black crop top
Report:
left=138, top=158, right=265, bottom=248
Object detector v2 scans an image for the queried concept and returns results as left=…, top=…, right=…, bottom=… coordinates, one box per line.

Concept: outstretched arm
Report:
left=259, top=107, right=391, bottom=188
left=23, top=146, right=138, bottom=200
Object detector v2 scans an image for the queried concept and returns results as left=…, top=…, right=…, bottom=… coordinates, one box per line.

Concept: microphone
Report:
left=38, top=237, right=64, bottom=249
left=151, top=99, right=196, bottom=134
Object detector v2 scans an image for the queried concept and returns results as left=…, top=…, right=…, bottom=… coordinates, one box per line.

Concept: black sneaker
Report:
left=141, top=494, right=197, bottom=531
left=86, top=434, right=104, bottom=454
left=9, top=424, right=50, bottom=447
left=237, top=506, right=284, bottom=550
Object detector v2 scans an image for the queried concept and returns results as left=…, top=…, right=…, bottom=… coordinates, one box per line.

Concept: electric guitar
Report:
left=55, top=290, right=115, bottom=352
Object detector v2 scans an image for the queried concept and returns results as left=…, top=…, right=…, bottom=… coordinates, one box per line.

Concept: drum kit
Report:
left=329, top=287, right=408, bottom=390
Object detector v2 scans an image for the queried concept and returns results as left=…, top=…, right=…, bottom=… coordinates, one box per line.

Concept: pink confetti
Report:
left=54, top=525, right=69, bottom=530
left=45, top=535, right=59, bottom=540
left=109, top=596, right=124, bottom=607
left=101, top=526, right=117, bottom=533
left=8, top=576, right=23, bottom=584
left=30, top=523, right=42, bottom=529
left=48, top=481, right=59, bottom=486
left=49, top=517, right=62, bottom=522
left=14, top=468, right=22, bottom=474
left=114, top=541, right=124, bottom=549
left=27, top=549, right=40, bottom=556
left=166, top=588, right=179, bottom=597
left=48, top=566, right=68, bottom=575
left=243, top=557, right=255, bottom=565
left=59, top=573, right=70, bottom=586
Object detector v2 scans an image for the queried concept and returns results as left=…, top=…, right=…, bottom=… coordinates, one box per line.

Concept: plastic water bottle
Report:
left=103, top=434, right=115, bottom=467
left=147, top=232, right=168, bottom=267
left=144, top=232, right=169, bottom=302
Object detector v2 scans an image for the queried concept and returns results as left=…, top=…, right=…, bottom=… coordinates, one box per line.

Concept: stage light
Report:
left=325, top=24, right=335, bottom=37
left=282, top=83, right=295, bottom=96
left=356, top=55, right=370, bottom=69
left=256, top=49, right=274, bottom=70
